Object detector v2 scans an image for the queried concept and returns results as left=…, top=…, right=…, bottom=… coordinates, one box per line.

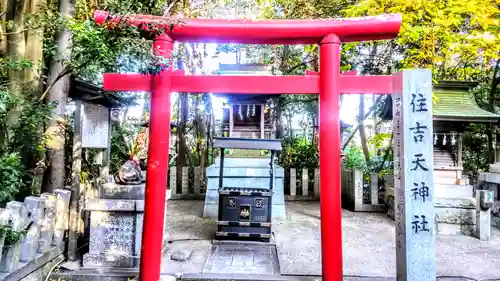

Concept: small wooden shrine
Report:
left=381, top=80, right=500, bottom=184
left=432, top=81, right=500, bottom=184
left=216, top=63, right=274, bottom=139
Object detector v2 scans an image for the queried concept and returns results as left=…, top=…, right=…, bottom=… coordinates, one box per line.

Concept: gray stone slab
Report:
left=82, top=253, right=135, bottom=268
left=135, top=213, right=143, bottom=258
left=53, top=189, right=71, bottom=247
left=207, top=178, right=280, bottom=189
left=434, top=198, right=475, bottom=209
left=202, top=244, right=279, bottom=275
left=207, top=168, right=285, bottom=178
left=5, top=202, right=29, bottom=230
left=479, top=172, right=500, bottom=184
left=211, top=158, right=283, bottom=168
left=0, top=246, right=63, bottom=281
left=392, top=69, right=436, bottom=281
left=476, top=190, right=493, bottom=241
left=38, top=193, right=56, bottom=253
left=101, top=183, right=145, bottom=200
left=435, top=208, right=475, bottom=225
left=19, top=197, right=45, bottom=262
left=436, top=223, right=474, bottom=236
left=435, top=184, right=473, bottom=199
left=489, top=164, right=500, bottom=174
left=88, top=212, right=135, bottom=257
left=86, top=199, right=136, bottom=211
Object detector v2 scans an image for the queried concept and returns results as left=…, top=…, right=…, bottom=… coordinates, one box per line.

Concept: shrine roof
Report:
left=433, top=81, right=500, bottom=123
left=69, top=77, right=136, bottom=108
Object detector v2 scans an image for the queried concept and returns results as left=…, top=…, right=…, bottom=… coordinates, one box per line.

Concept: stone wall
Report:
left=384, top=174, right=477, bottom=236
left=0, top=189, right=70, bottom=281
left=341, top=169, right=385, bottom=212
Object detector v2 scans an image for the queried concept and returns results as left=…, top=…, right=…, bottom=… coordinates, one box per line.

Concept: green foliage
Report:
left=278, top=136, right=318, bottom=169
left=342, top=132, right=393, bottom=177
left=341, top=0, right=500, bottom=80
left=0, top=153, right=24, bottom=203
left=462, top=124, right=490, bottom=177
left=4, top=227, right=27, bottom=246
left=0, top=90, right=52, bottom=202
left=67, top=19, right=154, bottom=83
left=110, top=118, right=143, bottom=174
left=342, top=145, right=365, bottom=171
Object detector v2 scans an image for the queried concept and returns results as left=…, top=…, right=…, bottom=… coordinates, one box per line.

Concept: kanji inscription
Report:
left=82, top=103, right=110, bottom=148
left=393, top=70, right=436, bottom=281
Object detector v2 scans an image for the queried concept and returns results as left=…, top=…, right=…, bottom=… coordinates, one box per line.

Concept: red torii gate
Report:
left=93, top=10, right=402, bottom=281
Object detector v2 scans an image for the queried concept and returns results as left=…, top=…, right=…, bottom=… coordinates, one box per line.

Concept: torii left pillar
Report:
left=139, top=34, right=173, bottom=281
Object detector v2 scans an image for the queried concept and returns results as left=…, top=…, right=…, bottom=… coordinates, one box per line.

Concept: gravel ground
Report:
left=162, top=200, right=500, bottom=280
left=275, top=201, right=500, bottom=280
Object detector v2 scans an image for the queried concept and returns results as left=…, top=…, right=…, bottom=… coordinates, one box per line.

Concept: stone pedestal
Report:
left=83, top=183, right=168, bottom=268
left=203, top=158, right=286, bottom=219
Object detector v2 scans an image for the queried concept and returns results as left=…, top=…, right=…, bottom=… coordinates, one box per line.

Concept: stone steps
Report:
left=386, top=184, right=473, bottom=200
left=434, top=169, right=461, bottom=185
left=434, top=184, right=473, bottom=199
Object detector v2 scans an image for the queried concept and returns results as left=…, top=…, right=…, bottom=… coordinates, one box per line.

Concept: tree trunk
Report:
left=177, top=93, right=188, bottom=166
left=26, top=0, right=46, bottom=194
left=43, top=0, right=75, bottom=193
left=5, top=0, right=28, bottom=138
left=197, top=94, right=208, bottom=178
left=342, top=96, right=382, bottom=150
left=25, top=0, right=44, bottom=92
left=358, top=95, right=370, bottom=163
left=0, top=0, right=8, bottom=56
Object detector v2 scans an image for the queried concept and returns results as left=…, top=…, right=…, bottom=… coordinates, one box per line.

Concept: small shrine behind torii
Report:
left=432, top=81, right=500, bottom=185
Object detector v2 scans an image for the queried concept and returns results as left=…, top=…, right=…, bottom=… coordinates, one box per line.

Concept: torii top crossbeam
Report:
left=94, top=10, right=401, bottom=44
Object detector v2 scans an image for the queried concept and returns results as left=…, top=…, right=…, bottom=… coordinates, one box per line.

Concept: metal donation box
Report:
left=214, top=137, right=282, bottom=242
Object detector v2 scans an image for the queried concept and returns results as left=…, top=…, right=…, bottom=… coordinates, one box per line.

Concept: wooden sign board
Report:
left=82, top=103, right=110, bottom=148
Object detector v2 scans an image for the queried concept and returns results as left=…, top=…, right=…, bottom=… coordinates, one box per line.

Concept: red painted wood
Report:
left=139, top=36, right=173, bottom=281
left=93, top=10, right=401, bottom=44
left=103, top=73, right=393, bottom=94
left=306, top=70, right=357, bottom=76
left=319, top=34, right=343, bottom=281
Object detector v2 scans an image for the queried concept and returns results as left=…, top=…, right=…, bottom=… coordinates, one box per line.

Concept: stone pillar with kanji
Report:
left=393, top=69, right=436, bottom=281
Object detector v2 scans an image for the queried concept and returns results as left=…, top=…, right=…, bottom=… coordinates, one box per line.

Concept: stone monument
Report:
left=393, top=69, right=436, bottom=281
left=84, top=181, right=168, bottom=268
left=80, top=104, right=167, bottom=268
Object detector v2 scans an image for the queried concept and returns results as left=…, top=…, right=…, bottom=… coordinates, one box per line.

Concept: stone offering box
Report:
left=203, top=158, right=286, bottom=220
left=210, top=137, right=282, bottom=242
left=84, top=183, right=167, bottom=268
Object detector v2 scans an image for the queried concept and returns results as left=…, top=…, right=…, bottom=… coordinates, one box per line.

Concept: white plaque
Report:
left=82, top=103, right=109, bottom=148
